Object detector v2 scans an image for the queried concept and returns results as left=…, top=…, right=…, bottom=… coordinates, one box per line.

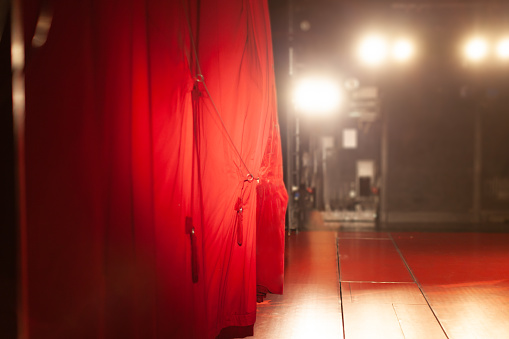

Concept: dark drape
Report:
left=22, top=0, right=287, bottom=338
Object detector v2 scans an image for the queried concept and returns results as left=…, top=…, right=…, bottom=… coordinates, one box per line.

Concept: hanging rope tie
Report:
left=233, top=174, right=261, bottom=246
left=182, top=1, right=259, bottom=183
left=186, top=217, right=199, bottom=283
left=234, top=197, right=243, bottom=246
left=194, top=73, right=259, bottom=183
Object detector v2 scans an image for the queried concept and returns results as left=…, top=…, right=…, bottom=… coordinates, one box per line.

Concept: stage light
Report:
left=392, top=39, right=414, bottom=62
left=464, top=37, right=488, bottom=62
left=496, top=38, right=509, bottom=59
left=293, top=77, right=342, bottom=115
left=358, top=35, right=388, bottom=66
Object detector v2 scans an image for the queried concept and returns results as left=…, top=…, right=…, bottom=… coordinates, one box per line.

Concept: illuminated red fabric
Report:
left=23, top=0, right=287, bottom=338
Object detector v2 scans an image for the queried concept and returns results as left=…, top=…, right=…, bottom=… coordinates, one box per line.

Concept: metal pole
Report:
left=323, top=141, right=329, bottom=211
left=286, top=0, right=295, bottom=233
left=380, top=97, right=388, bottom=224
left=295, top=114, right=300, bottom=232
left=473, top=105, right=482, bottom=223
left=286, top=100, right=294, bottom=234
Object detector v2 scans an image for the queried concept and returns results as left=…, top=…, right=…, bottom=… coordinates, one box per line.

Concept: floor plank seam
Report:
left=336, top=236, right=346, bottom=339
left=337, top=237, right=391, bottom=241
left=388, top=233, right=451, bottom=339
left=392, top=303, right=407, bottom=338
left=342, top=281, right=421, bottom=284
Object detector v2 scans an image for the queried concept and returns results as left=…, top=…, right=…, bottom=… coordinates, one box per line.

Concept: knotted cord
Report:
left=183, top=1, right=259, bottom=183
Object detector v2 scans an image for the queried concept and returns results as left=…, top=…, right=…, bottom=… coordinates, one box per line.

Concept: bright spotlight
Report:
left=358, top=35, right=388, bottom=66
left=393, top=39, right=414, bottom=62
left=293, top=77, right=342, bottom=115
left=464, top=37, right=488, bottom=61
left=496, top=38, right=509, bottom=59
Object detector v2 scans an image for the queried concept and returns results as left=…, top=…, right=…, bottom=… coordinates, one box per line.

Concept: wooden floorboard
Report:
left=393, top=232, right=509, bottom=339
left=252, top=230, right=509, bottom=339
left=338, top=238, right=413, bottom=283
left=253, top=231, right=343, bottom=338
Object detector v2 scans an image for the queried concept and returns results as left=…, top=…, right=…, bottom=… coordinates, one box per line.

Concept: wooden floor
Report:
left=253, top=230, right=509, bottom=339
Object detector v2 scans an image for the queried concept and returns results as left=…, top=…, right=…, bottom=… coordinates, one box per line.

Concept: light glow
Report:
left=393, top=39, right=414, bottom=62
left=293, top=77, right=342, bottom=115
left=358, top=35, right=388, bottom=66
left=496, top=38, right=509, bottom=59
left=465, top=37, right=488, bottom=61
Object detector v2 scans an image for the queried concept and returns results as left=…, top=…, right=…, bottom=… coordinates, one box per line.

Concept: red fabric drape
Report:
left=22, top=0, right=287, bottom=338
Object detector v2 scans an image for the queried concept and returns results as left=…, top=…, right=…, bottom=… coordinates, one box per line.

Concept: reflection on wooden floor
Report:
left=253, top=230, right=509, bottom=339
left=254, top=232, right=342, bottom=339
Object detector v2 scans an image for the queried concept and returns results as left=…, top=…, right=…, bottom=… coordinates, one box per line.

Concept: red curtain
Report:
left=22, top=0, right=287, bottom=338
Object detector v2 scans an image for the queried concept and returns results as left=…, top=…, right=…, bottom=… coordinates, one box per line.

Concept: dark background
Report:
left=269, top=0, right=509, bottom=223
